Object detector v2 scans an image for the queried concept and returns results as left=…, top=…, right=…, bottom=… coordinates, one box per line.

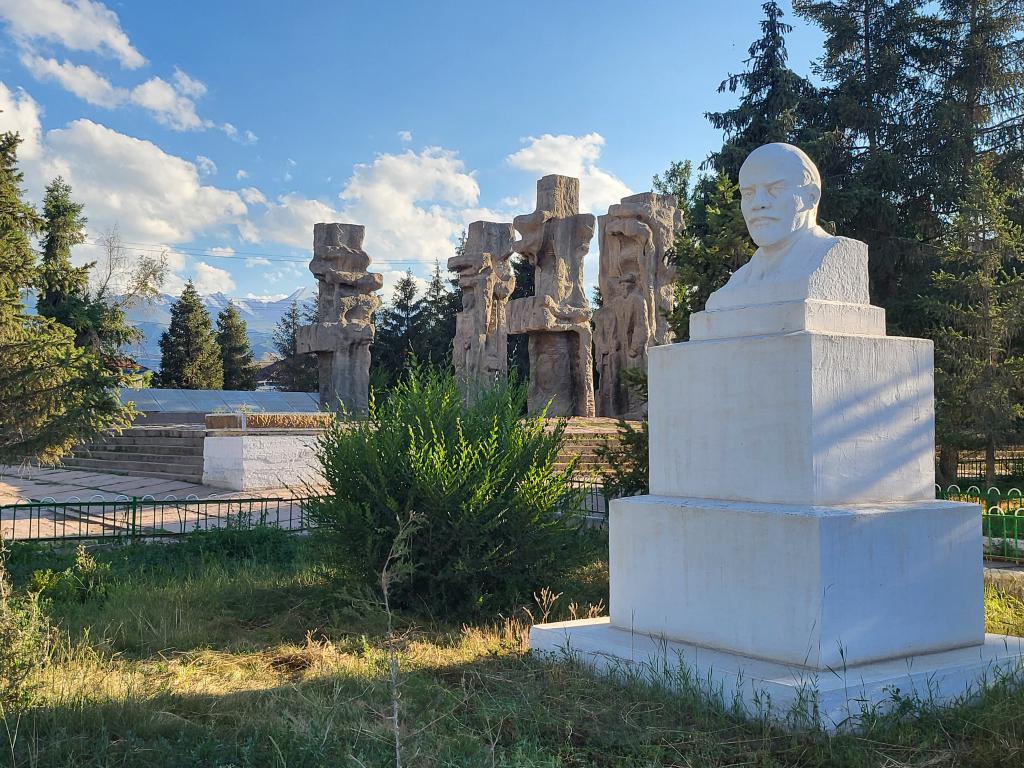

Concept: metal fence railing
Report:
left=937, top=484, right=1024, bottom=564
left=6, top=482, right=1020, bottom=564
left=955, top=449, right=1024, bottom=483
left=0, top=495, right=310, bottom=542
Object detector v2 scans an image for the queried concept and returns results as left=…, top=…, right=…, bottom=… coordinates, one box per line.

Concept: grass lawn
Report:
left=2, top=530, right=1023, bottom=768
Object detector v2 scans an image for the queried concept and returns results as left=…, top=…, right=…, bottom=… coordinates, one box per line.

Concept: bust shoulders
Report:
left=706, top=228, right=869, bottom=311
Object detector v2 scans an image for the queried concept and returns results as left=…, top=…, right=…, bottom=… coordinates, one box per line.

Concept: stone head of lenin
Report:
left=738, top=143, right=823, bottom=252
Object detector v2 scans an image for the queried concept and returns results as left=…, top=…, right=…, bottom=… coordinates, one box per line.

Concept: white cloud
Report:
left=130, top=76, right=205, bottom=131
left=244, top=147, right=490, bottom=289
left=0, top=0, right=145, bottom=69
left=398, top=130, right=412, bottom=142
left=236, top=169, right=249, bottom=180
left=338, top=147, right=479, bottom=268
left=196, top=155, right=217, bottom=176
left=506, top=132, right=631, bottom=214
left=0, top=84, right=44, bottom=161
left=0, top=84, right=247, bottom=250
left=239, top=186, right=266, bottom=205
left=208, top=246, right=234, bottom=258
left=19, top=53, right=126, bottom=107
left=245, top=257, right=271, bottom=268
left=41, top=119, right=247, bottom=243
left=223, top=124, right=257, bottom=144
left=241, top=192, right=342, bottom=250
left=192, top=261, right=235, bottom=294
left=172, top=67, right=206, bottom=98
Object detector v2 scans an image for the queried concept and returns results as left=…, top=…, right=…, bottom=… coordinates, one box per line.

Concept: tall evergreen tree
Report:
left=216, top=302, right=257, bottom=390
left=705, top=1, right=821, bottom=179
left=414, top=260, right=459, bottom=367
left=157, top=282, right=224, bottom=389
left=925, top=0, right=1024, bottom=204
left=373, top=271, right=422, bottom=384
left=665, top=173, right=755, bottom=339
left=270, top=299, right=318, bottom=392
left=795, top=0, right=937, bottom=329
left=0, top=133, right=37, bottom=316
left=926, top=161, right=1024, bottom=483
left=0, top=132, right=131, bottom=463
left=35, top=177, right=91, bottom=340
left=507, top=256, right=534, bottom=379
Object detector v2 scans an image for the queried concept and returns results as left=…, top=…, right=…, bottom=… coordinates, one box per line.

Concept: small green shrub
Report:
left=29, top=545, right=109, bottom=604
left=306, top=366, right=595, bottom=618
left=1, top=544, right=51, bottom=713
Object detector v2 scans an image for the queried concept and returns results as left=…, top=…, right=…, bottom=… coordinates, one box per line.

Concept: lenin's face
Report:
left=739, top=151, right=818, bottom=249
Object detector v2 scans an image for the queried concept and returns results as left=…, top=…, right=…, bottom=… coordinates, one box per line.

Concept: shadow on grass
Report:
left=6, top=630, right=1024, bottom=768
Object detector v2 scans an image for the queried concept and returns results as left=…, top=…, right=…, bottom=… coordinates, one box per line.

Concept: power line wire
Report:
left=82, top=236, right=454, bottom=266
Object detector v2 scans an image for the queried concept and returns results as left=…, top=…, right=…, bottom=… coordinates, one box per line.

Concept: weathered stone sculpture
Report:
left=448, top=221, right=515, bottom=396
left=296, top=223, right=382, bottom=414
left=506, top=175, right=596, bottom=417
left=593, top=192, right=681, bottom=418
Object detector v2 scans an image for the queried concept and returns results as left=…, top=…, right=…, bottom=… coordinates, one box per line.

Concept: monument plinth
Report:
left=531, top=143, right=1023, bottom=730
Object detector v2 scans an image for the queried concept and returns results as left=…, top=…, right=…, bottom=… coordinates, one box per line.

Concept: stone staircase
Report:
left=555, top=432, right=622, bottom=477
left=62, top=426, right=206, bottom=484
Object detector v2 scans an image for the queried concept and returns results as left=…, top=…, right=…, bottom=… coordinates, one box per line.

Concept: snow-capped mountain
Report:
left=125, top=287, right=315, bottom=367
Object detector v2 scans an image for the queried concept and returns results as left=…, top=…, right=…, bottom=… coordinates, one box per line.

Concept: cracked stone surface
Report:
left=507, top=175, right=596, bottom=417
left=297, top=223, right=382, bottom=415
left=594, top=192, right=681, bottom=418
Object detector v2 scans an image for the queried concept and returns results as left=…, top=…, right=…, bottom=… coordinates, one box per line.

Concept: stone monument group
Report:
left=296, top=174, right=682, bottom=418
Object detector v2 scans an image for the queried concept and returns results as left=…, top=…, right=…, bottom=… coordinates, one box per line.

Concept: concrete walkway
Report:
left=1, top=465, right=305, bottom=541
left=0, top=464, right=288, bottom=504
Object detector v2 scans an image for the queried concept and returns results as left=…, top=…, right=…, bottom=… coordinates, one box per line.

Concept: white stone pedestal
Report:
left=647, top=331, right=936, bottom=505
left=530, top=619, right=1024, bottom=731
left=608, top=495, right=983, bottom=670
left=529, top=325, right=1023, bottom=728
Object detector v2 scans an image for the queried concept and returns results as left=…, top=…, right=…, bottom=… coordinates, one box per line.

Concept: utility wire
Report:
left=83, top=236, right=453, bottom=266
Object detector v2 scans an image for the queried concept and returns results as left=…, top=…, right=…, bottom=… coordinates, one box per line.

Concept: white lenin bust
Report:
left=704, top=142, right=869, bottom=312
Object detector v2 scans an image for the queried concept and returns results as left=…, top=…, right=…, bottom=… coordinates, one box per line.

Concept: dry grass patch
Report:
left=0, top=537, right=1022, bottom=767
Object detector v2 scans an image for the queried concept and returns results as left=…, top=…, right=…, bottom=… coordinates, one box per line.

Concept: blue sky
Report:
left=0, top=1, right=826, bottom=301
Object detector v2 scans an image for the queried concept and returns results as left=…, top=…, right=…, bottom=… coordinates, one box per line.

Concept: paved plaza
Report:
left=0, top=465, right=303, bottom=541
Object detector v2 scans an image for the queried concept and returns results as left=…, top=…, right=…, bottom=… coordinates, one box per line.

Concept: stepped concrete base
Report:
left=530, top=618, right=1024, bottom=731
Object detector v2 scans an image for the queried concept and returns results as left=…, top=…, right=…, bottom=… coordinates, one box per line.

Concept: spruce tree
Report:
left=373, top=271, right=422, bottom=385
left=270, top=299, right=318, bottom=392
left=705, top=1, right=821, bottom=179
left=157, top=282, right=224, bottom=389
left=35, top=177, right=94, bottom=344
left=667, top=173, right=755, bottom=339
left=216, top=302, right=256, bottom=390
left=0, top=132, right=37, bottom=316
left=796, top=0, right=958, bottom=331
left=924, top=0, right=1024, bottom=207
left=0, top=132, right=131, bottom=463
left=926, top=161, right=1024, bottom=484
left=414, top=260, right=458, bottom=367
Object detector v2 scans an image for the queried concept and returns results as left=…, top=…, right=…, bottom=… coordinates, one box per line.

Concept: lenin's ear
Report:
left=798, top=183, right=821, bottom=212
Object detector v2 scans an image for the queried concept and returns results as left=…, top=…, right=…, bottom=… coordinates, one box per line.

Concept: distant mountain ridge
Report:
left=125, top=287, right=314, bottom=368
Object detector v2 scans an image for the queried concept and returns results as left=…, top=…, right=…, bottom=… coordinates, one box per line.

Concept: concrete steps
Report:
left=555, top=433, right=622, bottom=477
left=62, top=427, right=205, bottom=483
